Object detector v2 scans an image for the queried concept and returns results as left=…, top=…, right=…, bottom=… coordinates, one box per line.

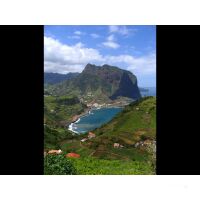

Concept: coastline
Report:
left=68, top=105, right=124, bottom=134
left=68, top=108, right=91, bottom=134
left=68, top=122, right=79, bottom=134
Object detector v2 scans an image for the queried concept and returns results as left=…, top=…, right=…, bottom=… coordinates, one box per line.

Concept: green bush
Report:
left=44, top=154, right=76, bottom=175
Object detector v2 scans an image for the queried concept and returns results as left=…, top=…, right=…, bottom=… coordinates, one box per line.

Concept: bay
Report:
left=69, top=107, right=123, bottom=134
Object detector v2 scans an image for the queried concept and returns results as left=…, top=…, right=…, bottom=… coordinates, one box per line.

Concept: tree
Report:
left=44, top=154, right=76, bottom=175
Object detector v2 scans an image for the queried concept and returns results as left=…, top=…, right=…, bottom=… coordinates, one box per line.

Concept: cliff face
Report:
left=49, top=63, right=141, bottom=101
left=81, top=63, right=141, bottom=100
left=110, top=71, right=141, bottom=100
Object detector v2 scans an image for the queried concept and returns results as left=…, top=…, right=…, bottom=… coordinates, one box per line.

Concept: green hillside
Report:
left=93, top=96, right=156, bottom=145
left=44, top=95, right=86, bottom=127
left=44, top=95, right=87, bottom=149
left=54, top=96, right=156, bottom=174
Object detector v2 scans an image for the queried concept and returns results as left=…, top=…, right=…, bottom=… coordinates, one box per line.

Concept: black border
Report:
left=156, top=25, right=200, bottom=174
left=0, top=26, right=44, bottom=175
left=0, top=25, right=200, bottom=175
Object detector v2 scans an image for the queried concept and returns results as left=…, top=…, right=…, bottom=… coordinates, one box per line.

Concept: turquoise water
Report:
left=69, top=107, right=123, bottom=134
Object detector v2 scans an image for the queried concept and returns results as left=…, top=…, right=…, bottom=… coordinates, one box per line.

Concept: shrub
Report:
left=44, top=154, right=76, bottom=175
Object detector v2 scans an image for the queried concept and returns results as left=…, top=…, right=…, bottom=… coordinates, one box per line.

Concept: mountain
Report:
left=44, top=72, right=79, bottom=84
left=49, top=64, right=141, bottom=102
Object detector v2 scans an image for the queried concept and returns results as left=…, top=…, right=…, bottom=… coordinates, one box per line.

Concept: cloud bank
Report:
left=44, top=36, right=156, bottom=78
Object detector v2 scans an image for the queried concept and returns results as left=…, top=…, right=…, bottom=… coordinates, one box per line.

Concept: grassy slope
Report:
left=70, top=157, right=153, bottom=175
left=44, top=95, right=86, bottom=125
left=94, top=96, right=156, bottom=144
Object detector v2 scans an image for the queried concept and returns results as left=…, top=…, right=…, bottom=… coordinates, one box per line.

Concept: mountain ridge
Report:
left=47, top=64, right=141, bottom=102
left=44, top=72, right=79, bottom=84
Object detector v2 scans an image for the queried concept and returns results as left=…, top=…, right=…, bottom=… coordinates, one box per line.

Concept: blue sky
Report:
left=44, top=25, right=156, bottom=87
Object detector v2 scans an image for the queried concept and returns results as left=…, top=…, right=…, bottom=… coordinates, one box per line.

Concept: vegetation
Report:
left=47, top=97, right=156, bottom=174
left=44, top=95, right=86, bottom=125
left=44, top=125, right=75, bottom=149
left=44, top=94, right=86, bottom=149
left=70, top=157, right=154, bottom=175
left=44, top=154, right=76, bottom=175
left=92, top=96, right=156, bottom=146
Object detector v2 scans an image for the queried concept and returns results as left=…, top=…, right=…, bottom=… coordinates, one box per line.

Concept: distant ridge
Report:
left=44, top=72, right=79, bottom=84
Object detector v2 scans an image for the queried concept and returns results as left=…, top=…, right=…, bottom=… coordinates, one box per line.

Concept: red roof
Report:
left=66, top=152, right=80, bottom=158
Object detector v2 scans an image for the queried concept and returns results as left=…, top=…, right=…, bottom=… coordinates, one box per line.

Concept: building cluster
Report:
left=80, top=132, right=96, bottom=142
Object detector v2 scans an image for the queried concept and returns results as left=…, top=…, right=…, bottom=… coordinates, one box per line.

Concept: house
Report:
left=66, top=152, right=80, bottom=158
left=81, top=138, right=88, bottom=142
left=135, top=141, right=144, bottom=148
left=143, top=139, right=152, bottom=146
left=113, top=143, right=120, bottom=148
left=88, top=132, right=96, bottom=139
left=113, top=143, right=124, bottom=148
left=135, top=142, right=139, bottom=148
left=48, top=149, right=62, bottom=155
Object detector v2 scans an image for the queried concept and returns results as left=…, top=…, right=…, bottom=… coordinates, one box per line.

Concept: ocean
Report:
left=140, top=87, right=156, bottom=97
left=68, top=107, right=123, bottom=134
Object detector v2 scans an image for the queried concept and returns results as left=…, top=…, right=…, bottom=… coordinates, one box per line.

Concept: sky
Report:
left=44, top=25, right=156, bottom=87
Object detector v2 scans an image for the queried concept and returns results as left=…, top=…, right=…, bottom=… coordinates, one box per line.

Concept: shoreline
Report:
left=68, top=106, right=124, bottom=134
left=68, top=108, right=91, bottom=134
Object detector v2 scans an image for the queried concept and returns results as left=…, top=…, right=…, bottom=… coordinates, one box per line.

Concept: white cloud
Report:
left=68, top=31, right=85, bottom=40
left=107, top=34, right=115, bottom=41
left=109, top=25, right=133, bottom=36
left=102, top=41, right=120, bottom=49
left=90, top=33, right=100, bottom=38
left=44, top=36, right=103, bottom=74
left=74, top=31, right=84, bottom=35
left=102, top=34, right=120, bottom=49
left=105, top=53, right=156, bottom=75
left=44, top=36, right=155, bottom=77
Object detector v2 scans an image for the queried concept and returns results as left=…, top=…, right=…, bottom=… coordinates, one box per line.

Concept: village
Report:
left=79, top=92, right=135, bottom=109
left=44, top=129, right=156, bottom=159
left=70, top=93, right=135, bottom=124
